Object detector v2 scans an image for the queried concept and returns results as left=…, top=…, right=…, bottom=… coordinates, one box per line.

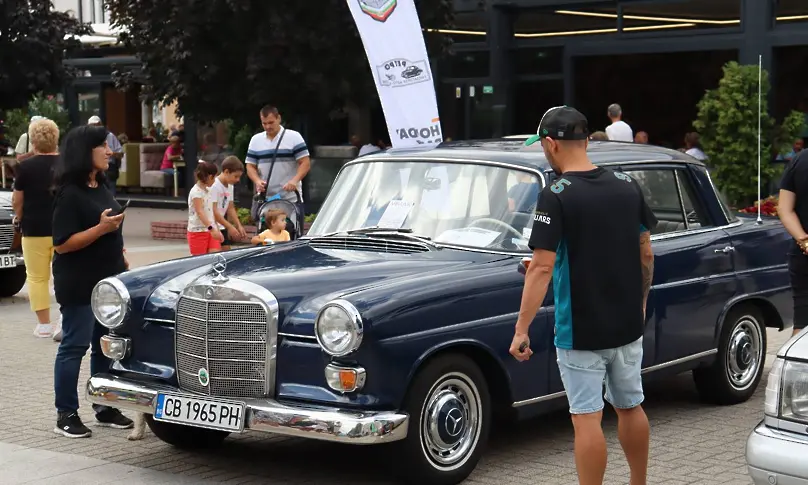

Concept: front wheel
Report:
left=393, top=354, right=491, bottom=485
left=0, top=266, right=26, bottom=298
left=145, top=414, right=230, bottom=449
left=693, top=305, right=767, bottom=405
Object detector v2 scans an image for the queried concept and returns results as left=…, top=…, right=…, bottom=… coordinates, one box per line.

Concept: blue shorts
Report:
left=556, top=336, right=644, bottom=415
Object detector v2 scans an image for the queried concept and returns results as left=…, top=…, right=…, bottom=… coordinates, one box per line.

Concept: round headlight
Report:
left=315, top=300, right=363, bottom=357
left=91, top=278, right=130, bottom=329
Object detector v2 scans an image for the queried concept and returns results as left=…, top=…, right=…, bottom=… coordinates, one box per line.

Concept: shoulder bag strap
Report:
left=262, top=128, right=287, bottom=193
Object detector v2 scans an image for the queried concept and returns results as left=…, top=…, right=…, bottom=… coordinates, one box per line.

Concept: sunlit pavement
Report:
left=0, top=208, right=790, bottom=483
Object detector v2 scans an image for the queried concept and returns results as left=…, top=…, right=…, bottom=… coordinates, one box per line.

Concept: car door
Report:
left=623, top=164, right=737, bottom=365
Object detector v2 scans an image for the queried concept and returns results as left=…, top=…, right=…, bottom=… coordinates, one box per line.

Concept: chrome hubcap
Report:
left=725, top=316, right=763, bottom=390
left=420, top=373, right=481, bottom=470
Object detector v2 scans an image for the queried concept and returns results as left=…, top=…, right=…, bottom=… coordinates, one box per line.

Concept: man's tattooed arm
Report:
left=640, top=231, right=654, bottom=316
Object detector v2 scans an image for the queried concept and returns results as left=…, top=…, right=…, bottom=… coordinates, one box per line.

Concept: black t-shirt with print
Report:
left=528, top=167, right=657, bottom=351
left=52, top=184, right=126, bottom=306
left=780, top=150, right=808, bottom=255
left=13, top=154, right=58, bottom=237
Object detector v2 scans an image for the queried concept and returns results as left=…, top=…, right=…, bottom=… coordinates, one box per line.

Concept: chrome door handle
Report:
left=714, top=246, right=735, bottom=254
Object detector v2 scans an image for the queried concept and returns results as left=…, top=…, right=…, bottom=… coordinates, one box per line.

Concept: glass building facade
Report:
left=429, top=0, right=808, bottom=148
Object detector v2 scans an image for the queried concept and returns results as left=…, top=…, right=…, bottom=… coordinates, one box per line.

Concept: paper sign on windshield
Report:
left=377, top=200, right=415, bottom=229
left=435, top=227, right=500, bottom=247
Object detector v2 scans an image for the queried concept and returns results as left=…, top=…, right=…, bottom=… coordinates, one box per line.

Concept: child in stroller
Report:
left=251, top=209, right=291, bottom=245
left=251, top=189, right=304, bottom=239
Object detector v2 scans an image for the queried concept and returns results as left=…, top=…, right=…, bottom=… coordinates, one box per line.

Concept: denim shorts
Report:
left=556, top=336, right=644, bottom=415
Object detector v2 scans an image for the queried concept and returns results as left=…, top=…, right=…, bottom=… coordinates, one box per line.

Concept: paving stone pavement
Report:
left=0, top=240, right=792, bottom=484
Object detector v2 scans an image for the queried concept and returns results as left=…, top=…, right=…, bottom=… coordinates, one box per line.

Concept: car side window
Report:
left=624, top=168, right=711, bottom=235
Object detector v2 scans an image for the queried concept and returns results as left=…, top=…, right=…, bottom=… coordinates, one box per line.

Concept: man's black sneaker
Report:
left=95, top=408, right=134, bottom=429
left=54, top=412, right=92, bottom=438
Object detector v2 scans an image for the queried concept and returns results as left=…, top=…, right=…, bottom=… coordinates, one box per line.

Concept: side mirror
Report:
left=518, top=257, right=531, bottom=275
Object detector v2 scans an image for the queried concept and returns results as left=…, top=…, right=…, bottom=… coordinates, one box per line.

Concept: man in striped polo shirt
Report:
left=246, top=105, right=311, bottom=204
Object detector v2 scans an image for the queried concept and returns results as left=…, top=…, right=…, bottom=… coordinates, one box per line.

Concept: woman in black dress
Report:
left=51, top=125, right=134, bottom=438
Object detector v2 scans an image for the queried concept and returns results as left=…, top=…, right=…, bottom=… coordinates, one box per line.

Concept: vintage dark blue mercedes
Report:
left=87, top=139, right=793, bottom=484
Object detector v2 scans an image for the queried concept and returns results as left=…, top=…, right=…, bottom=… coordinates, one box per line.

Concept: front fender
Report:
left=402, top=338, right=515, bottom=406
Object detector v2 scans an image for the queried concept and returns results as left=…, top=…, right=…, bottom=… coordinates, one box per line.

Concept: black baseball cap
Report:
left=524, top=106, right=589, bottom=147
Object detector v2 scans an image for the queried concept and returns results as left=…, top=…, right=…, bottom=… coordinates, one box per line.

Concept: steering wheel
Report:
left=468, top=218, right=524, bottom=240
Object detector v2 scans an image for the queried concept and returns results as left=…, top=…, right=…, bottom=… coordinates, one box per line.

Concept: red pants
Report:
left=187, top=231, right=221, bottom=255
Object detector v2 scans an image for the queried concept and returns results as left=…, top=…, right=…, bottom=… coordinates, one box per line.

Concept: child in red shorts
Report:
left=187, top=161, right=224, bottom=255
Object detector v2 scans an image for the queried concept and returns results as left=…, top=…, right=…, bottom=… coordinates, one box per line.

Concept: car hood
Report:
left=141, top=241, right=508, bottom=335
left=780, top=328, right=808, bottom=358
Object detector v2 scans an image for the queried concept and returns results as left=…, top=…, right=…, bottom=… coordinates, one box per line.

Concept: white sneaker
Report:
left=52, top=319, right=63, bottom=342
left=33, top=323, right=54, bottom=338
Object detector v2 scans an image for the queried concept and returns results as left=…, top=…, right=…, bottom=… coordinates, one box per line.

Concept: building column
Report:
left=64, top=84, right=80, bottom=128
left=141, top=101, right=153, bottom=130
left=739, top=0, right=773, bottom=73
left=739, top=0, right=774, bottom=110
left=487, top=5, right=514, bottom=138
left=183, top=115, right=198, bottom=193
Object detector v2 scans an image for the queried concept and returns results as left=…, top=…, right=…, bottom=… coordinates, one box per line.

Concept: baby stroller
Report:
left=252, top=189, right=304, bottom=240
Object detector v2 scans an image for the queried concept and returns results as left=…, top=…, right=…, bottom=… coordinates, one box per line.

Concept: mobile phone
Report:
left=519, top=341, right=528, bottom=353
left=117, top=199, right=131, bottom=215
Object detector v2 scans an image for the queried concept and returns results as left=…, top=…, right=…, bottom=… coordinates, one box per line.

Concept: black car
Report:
left=0, top=192, right=25, bottom=297
left=401, top=65, right=423, bottom=79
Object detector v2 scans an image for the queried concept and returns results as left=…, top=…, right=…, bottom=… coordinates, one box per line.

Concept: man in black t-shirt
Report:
left=509, top=107, right=657, bottom=485
left=777, top=148, right=808, bottom=337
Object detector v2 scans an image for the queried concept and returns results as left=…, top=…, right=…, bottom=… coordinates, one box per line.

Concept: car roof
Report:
left=361, top=138, right=705, bottom=172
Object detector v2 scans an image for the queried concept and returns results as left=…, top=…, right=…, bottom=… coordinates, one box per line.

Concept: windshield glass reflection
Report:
left=307, top=160, right=542, bottom=251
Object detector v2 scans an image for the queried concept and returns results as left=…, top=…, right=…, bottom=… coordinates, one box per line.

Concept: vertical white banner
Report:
left=347, top=0, right=443, bottom=148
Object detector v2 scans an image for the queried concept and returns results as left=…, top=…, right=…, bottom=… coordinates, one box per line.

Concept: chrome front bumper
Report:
left=86, top=374, right=409, bottom=445
left=746, top=421, right=808, bottom=485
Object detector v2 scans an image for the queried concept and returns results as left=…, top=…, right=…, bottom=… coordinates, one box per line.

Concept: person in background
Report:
left=251, top=209, right=290, bottom=245
left=777, top=139, right=805, bottom=164
left=777, top=148, right=808, bottom=337
left=160, top=135, right=183, bottom=175
left=511, top=107, right=655, bottom=485
left=246, top=105, right=311, bottom=216
left=14, top=116, right=44, bottom=163
left=12, top=118, right=61, bottom=340
left=590, top=131, right=608, bottom=141
left=142, top=126, right=158, bottom=143
left=605, top=103, right=634, bottom=142
left=508, top=171, right=540, bottom=213
left=684, top=132, right=707, bottom=161
left=87, top=116, right=123, bottom=194
left=187, top=161, right=224, bottom=256
left=634, top=131, right=649, bottom=144
left=51, top=125, right=133, bottom=438
left=0, top=121, right=13, bottom=155
left=351, top=134, right=381, bottom=157
left=211, top=156, right=247, bottom=250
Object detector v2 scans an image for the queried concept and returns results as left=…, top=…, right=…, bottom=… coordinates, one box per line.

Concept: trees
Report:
left=694, top=61, right=806, bottom=207
left=105, top=0, right=453, bottom=126
left=0, top=0, right=91, bottom=112
left=4, top=93, right=71, bottom=144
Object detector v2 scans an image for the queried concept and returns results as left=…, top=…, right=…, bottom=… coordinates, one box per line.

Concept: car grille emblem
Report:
left=198, top=368, right=209, bottom=387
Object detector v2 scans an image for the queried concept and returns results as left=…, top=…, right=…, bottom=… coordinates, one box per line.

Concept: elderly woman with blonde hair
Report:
left=12, top=118, right=62, bottom=340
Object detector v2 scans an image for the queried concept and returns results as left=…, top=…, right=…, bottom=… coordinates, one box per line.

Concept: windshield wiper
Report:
left=346, top=226, right=438, bottom=246
left=348, top=226, right=414, bottom=235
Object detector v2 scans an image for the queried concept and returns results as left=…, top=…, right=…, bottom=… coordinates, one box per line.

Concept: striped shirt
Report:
left=245, top=127, right=309, bottom=202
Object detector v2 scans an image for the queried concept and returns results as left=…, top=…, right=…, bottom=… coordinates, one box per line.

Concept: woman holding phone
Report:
left=51, top=125, right=133, bottom=439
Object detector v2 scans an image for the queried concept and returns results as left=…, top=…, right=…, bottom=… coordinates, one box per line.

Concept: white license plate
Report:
left=0, top=255, right=16, bottom=269
left=154, top=393, right=245, bottom=432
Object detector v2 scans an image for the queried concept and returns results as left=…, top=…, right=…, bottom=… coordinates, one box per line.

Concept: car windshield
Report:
left=307, top=160, right=542, bottom=251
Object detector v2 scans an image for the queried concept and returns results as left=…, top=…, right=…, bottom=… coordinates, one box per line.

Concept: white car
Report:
left=0, top=192, right=26, bottom=297
left=746, top=328, right=808, bottom=484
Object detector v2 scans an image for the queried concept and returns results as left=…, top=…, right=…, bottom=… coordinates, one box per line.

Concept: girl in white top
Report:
left=187, top=161, right=224, bottom=255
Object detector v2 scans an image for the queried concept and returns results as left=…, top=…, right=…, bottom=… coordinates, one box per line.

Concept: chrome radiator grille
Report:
left=0, top=225, right=14, bottom=251
left=175, top=296, right=270, bottom=398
